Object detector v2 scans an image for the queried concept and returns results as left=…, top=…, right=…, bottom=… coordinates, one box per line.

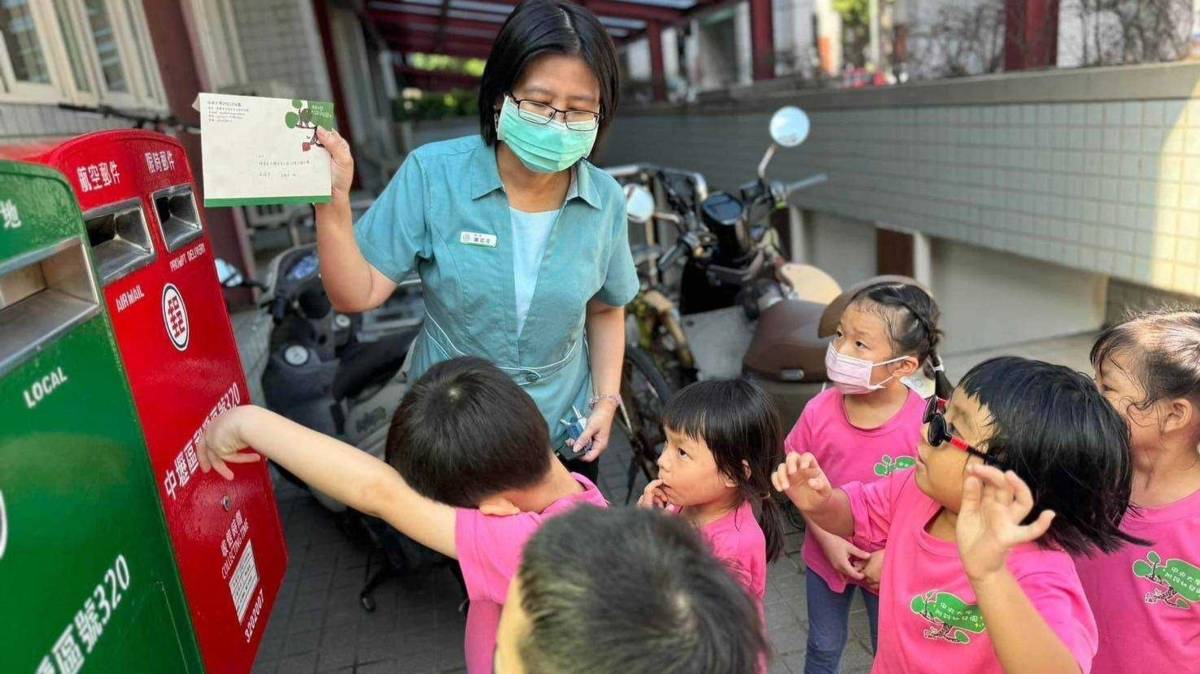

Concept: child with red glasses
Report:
left=1075, top=309, right=1200, bottom=674
left=784, top=281, right=950, bottom=674
left=775, top=357, right=1139, bottom=674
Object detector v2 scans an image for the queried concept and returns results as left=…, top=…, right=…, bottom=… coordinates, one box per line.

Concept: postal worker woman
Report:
left=314, top=0, right=637, bottom=479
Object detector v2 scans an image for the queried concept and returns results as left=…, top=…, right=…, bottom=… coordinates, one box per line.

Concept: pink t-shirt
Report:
left=454, top=474, right=609, bottom=674
left=699, top=499, right=768, bottom=604
left=844, top=470, right=1097, bottom=674
left=786, top=386, right=926, bottom=592
left=1074, top=487, right=1200, bottom=674
left=697, top=500, right=770, bottom=674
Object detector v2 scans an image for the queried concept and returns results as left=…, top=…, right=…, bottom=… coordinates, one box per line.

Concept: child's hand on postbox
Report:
left=196, top=407, right=262, bottom=480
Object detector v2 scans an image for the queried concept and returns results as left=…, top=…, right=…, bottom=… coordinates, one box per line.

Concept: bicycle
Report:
left=608, top=165, right=713, bottom=501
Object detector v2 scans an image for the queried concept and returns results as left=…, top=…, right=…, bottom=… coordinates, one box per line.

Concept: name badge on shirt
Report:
left=460, top=231, right=497, bottom=248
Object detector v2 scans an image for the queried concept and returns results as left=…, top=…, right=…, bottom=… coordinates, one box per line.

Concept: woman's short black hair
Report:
left=958, top=357, right=1141, bottom=556
left=517, top=506, right=767, bottom=673
left=385, top=356, right=551, bottom=507
left=478, top=0, right=620, bottom=150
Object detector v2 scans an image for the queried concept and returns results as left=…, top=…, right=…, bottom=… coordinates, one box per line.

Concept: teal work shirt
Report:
left=354, top=135, right=639, bottom=448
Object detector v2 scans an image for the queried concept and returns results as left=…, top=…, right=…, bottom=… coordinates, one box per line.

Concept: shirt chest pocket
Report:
left=443, top=214, right=511, bottom=321
left=534, top=219, right=610, bottom=316
left=451, top=213, right=606, bottom=323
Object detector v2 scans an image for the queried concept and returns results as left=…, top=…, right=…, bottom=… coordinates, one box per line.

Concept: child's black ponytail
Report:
left=849, top=282, right=952, bottom=399
left=757, top=490, right=785, bottom=563
left=663, top=379, right=786, bottom=562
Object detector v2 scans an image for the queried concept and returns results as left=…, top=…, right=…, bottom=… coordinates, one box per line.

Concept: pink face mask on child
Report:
left=824, top=342, right=912, bottom=395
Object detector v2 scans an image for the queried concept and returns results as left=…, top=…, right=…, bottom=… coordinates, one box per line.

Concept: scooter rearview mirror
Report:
left=624, top=184, right=656, bottom=225
left=769, top=106, right=810, bottom=148
left=214, top=257, right=244, bottom=288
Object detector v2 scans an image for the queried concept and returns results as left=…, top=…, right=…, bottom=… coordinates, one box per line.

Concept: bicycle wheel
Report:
left=619, top=346, right=674, bottom=502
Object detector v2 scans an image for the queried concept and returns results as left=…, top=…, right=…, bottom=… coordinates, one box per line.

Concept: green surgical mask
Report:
left=496, top=96, right=598, bottom=174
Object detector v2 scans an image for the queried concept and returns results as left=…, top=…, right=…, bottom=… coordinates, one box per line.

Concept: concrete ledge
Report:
left=624, top=62, right=1200, bottom=116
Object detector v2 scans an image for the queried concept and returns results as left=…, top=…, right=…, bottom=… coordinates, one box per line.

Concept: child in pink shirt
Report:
left=195, top=357, right=608, bottom=674
left=639, top=378, right=785, bottom=611
left=775, top=356, right=1141, bottom=674
left=1076, top=309, right=1200, bottom=674
left=786, top=281, right=950, bottom=674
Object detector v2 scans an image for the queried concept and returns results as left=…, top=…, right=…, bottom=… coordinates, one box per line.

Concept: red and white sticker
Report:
left=229, top=541, right=260, bottom=622
left=161, top=283, right=190, bottom=351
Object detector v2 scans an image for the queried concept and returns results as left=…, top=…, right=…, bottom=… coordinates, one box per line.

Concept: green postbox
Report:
left=0, top=161, right=204, bottom=674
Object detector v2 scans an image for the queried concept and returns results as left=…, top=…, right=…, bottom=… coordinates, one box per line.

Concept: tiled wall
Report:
left=1107, top=278, right=1199, bottom=322
left=601, top=64, right=1200, bottom=299
left=231, top=0, right=332, bottom=101
left=0, top=102, right=125, bottom=143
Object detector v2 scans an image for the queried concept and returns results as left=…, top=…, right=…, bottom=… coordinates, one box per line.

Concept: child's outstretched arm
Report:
left=957, top=464, right=1077, bottom=674
left=198, top=405, right=457, bottom=559
left=771, top=452, right=854, bottom=538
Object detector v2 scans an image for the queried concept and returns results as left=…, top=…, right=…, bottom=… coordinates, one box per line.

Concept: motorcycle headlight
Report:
left=283, top=344, right=309, bottom=366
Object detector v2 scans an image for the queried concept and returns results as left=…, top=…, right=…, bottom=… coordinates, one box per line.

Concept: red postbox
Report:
left=0, top=131, right=288, bottom=674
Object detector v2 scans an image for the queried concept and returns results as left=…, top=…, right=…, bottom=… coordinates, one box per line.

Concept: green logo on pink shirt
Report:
left=1132, top=551, right=1200, bottom=610
left=910, top=591, right=987, bottom=644
left=874, top=454, right=916, bottom=477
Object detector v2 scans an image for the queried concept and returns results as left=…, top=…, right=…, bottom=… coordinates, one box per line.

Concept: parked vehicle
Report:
left=607, top=107, right=844, bottom=495
left=216, top=232, right=451, bottom=612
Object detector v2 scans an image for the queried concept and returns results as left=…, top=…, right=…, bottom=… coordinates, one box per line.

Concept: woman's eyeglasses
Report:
left=509, top=95, right=601, bottom=131
left=923, top=396, right=997, bottom=465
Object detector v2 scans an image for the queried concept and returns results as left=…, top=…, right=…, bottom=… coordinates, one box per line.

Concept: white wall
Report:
left=796, top=212, right=1107, bottom=354
left=632, top=38, right=655, bottom=81
left=901, top=0, right=1002, bottom=79
left=773, top=0, right=817, bottom=77
left=232, top=0, right=332, bottom=101
left=931, top=238, right=1107, bottom=353
left=805, top=212, right=878, bottom=288
left=695, top=10, right=741, bottom=90
left=0, top=103, right=124, bottom=143
left=1057, top=0, right=1192, bottom=69
left=735, top=2, right=754, bottom=85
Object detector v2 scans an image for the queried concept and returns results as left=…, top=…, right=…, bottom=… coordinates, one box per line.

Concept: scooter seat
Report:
left=742, top=299, right=829, bottom=383
left=332, top=328, right=419, bottom=402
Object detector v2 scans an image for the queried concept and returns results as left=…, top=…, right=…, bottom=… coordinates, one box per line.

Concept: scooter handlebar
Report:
left=785, top=174, right=828, bottom=197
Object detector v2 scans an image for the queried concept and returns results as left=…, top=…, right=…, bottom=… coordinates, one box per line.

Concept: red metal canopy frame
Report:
left=365, top=0, right=775, bottom=99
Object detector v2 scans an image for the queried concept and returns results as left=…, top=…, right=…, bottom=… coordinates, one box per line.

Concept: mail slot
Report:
left=0, top=131, right=288, bottom=674
left=153, top=184, right=203, bottom=252
left=83, top=198, right=154, bottom=284
left=0, top=159, right=205, bottom=674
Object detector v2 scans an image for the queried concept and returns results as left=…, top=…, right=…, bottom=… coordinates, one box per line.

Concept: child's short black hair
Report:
left=958, top=356, right=1140, bottom=556
left=516, top=506, right=766, bottom=673
left=663, top=378, right=786, bottom=562
left=386, top=356, right=551, bottom=507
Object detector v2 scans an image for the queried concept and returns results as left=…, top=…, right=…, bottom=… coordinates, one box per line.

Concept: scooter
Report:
left=218, top=244, right=421, bottom=511
left=216, top=245, right=462, bottom=612
left=609, top=107, right=842, bottom=430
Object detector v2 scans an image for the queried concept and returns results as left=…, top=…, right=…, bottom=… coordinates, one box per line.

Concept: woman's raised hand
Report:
left=316, top=127, right=354, bottom=203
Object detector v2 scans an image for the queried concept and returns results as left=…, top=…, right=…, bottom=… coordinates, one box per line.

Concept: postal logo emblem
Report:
left=162, top=283, right=190, bottom=351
